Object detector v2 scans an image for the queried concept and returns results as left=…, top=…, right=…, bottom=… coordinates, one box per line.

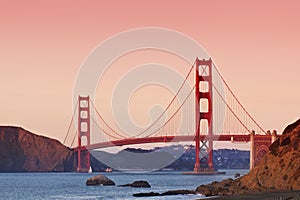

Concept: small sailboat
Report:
left=88, top=166, right=93, bottom=173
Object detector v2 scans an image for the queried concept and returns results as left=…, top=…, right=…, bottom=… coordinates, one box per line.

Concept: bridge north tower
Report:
left=77, top=96, right=91, bottom=172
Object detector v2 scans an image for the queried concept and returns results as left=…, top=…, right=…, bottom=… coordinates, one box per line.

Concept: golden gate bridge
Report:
left=63, top=58, right=278, bottom=174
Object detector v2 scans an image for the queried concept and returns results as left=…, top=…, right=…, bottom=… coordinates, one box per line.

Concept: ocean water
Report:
left=0, top=170, right=249, bottom=200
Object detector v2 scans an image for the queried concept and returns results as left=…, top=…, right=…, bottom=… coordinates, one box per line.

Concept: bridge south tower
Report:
left=194, top=58, right=214, bottom=173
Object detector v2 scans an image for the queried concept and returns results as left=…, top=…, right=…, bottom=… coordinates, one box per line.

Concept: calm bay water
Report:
left=0, top=169, right=249, bottom=200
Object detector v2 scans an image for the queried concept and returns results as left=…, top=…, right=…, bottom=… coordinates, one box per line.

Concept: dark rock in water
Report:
left=119, top=180, right=151, bottom=188
left=196, top=179, right=235, bottom=196
left=234, top=173, right=240, bottom=178
left=160, top=190, right=196, bottom=196
left=133, top=192, right=160, bottom=197
left=196, top=185, right=217, bottom=196
left=86, top=174, right=115, bottom=186
left=133, top=190, right=196, bottom=197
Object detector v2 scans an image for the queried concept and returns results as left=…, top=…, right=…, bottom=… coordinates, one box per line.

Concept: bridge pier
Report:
left=250, top=131, right=255, bottom=170
left=250, top=130, right=277, bottom=170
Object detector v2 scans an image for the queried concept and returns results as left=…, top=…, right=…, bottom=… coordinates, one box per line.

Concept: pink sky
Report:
left=0, top=0, right=300, bottom=145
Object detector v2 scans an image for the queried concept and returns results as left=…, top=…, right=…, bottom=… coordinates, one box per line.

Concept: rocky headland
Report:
left=0, top=126, right=111, bottom=172
left=0, top=126, right=76, bottom=172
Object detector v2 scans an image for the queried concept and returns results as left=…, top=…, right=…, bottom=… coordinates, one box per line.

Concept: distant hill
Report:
left=91, top=146, right=250, bottom=171
left=163, top=146, right=249, bottom=170
left=0, top=126, right=76, bottom=172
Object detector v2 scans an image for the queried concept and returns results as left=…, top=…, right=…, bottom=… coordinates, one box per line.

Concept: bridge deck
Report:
left=73, top=134, right=272, bottom=150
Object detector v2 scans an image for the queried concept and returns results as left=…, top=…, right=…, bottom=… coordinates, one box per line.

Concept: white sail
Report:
left=88, top=166, right=92, bottom=173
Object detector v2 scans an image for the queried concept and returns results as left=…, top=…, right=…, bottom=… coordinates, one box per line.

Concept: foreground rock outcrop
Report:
left=119, top=180, right=151, bottom=188
left=86, top=174, right=115, bottom=186
left=239, top=119, right=300, bottom=191
left=196, top=119, right=300, bottom=196
left=0, top=126, right=76, bottom=172
left=133, top=190, right=195, bottom=197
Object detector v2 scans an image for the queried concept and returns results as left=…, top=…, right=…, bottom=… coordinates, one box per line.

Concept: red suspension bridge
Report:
left=63, top=57, right=278, bottom=173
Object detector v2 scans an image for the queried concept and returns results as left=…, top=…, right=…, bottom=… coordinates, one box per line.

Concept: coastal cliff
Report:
left=0, top=126, right=76, bottom=172
left=238, top=119, right=300, bottom=190
left=196, top=119, right=300, bottom=196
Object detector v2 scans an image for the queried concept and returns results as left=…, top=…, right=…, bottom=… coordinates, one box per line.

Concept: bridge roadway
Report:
left=73, top=134, right=272, bottom=150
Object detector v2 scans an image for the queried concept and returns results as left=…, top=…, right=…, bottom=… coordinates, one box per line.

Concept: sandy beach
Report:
left=207, top=190, right=300, bottom=200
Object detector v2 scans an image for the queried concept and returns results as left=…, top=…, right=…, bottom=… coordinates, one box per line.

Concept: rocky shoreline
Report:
left=85, top=172, right=299, bottom=199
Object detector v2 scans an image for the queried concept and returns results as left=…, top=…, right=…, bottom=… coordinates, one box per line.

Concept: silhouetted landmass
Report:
left=0, top=126, right=111, bottom=172
left=90, top=146, right=249, bottom=171
left=0, top=126, right=76, bottom=172
left=91, top=148, right=175, bottom=171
